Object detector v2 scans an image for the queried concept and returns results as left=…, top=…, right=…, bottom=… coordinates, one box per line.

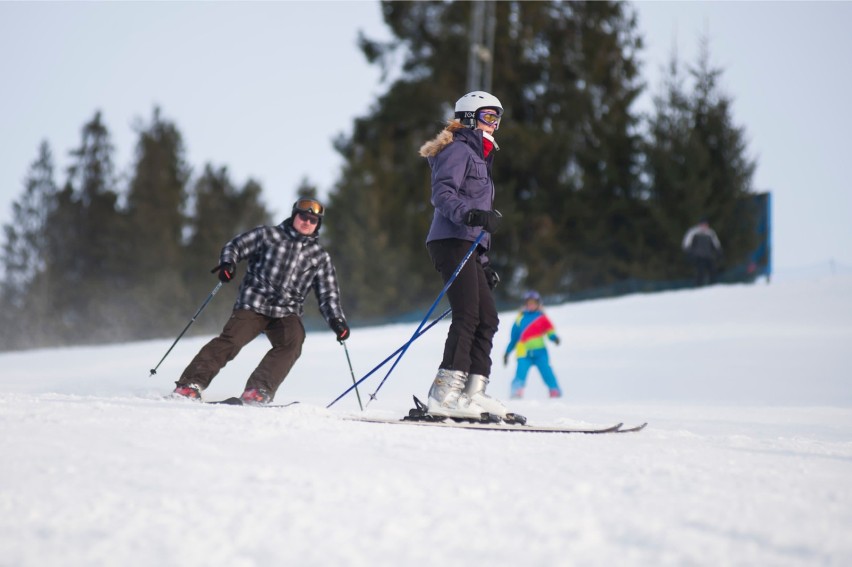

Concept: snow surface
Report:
left=2, top=275, right=851, bottom=566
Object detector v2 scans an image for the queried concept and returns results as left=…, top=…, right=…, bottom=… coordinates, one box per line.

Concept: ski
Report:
left=181, top=395, right=647, bottom=433
left=343, top=396, right=647, bottom=434
left=207, top=397, right=243, bottom=405
left=206, top=397, right=300, bottom=408
left=404, top=395, right=529, bottom=425
left=346, top=416, right=628, bottom=434
left=615, top=422, right=648, bottom=433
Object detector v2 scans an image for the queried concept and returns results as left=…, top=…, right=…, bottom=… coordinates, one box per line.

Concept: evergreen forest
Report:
left=0, top=1, right=759, bottom=351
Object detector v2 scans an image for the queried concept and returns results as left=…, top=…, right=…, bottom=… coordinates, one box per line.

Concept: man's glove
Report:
left=210, top=262, right=236, bottom=283
left=483, top=264, right=500, bottom=290
left=330, top=318, right=350, bottom=342
left=503, top=353, right=510, bottom=367
left=552, top=336, right=561, bottom=346
left=465, top=209, right=502, bottom=233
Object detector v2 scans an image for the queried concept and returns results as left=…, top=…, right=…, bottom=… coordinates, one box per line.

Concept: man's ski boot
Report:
left=171, top=383, right=202, bottom=400
left=422, top=369, right=496, bottom=422
left=464, top=373, right=527, bottom=425
left=240, top=388, right=271, bottom=406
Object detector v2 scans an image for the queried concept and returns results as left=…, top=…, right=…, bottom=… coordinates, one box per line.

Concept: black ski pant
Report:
left=427, top=238, right=499, bottom=377
left=691, top=255, right=717, bottom=286
left=177, top=308, right=305, bottom=398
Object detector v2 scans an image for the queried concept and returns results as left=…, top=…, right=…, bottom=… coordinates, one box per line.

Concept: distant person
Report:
left=171, top=198, right=349, bottom=404
left=504, top=290, right=563, bottom=399
left=682, top=218, right=723, bottom=286
left=419, top=90, right=508, bottom=420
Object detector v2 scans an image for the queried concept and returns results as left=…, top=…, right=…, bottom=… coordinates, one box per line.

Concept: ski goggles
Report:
left=477, top=110, right=501, bottom=128
left=294, top=198, right=325, bottom=217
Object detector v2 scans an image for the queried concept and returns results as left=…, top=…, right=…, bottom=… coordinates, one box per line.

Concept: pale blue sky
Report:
left=1, top=1, right=850, bottom=271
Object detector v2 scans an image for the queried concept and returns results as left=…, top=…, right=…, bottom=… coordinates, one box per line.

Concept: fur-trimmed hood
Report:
left=418, top=120, right=467, bottom=158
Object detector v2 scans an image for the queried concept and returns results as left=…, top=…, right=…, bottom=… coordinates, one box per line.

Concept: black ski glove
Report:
left=330, top=318, right=350, bottom=342
left=465, top=209, right=502, bottom=233
left=483, top=264, right=500, bottom=290
left=503, top=353, right=510, bottom=367
left=210, top=262, right=236, bottom=283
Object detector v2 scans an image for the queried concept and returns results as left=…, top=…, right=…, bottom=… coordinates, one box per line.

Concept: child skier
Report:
left=504, top=290, right=562, bottom=399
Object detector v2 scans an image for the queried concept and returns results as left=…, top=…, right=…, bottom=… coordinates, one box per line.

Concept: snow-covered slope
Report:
left=2, top=276, right=851, bottom=566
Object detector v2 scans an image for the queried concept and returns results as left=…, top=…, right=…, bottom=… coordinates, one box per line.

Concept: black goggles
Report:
left=294, top=198, right=324, bottom=217
left=296, top=211, right=319, bottom=225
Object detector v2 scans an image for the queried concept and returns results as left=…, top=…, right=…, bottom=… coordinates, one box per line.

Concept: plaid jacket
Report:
left=219, top=220, right=345, bottom=323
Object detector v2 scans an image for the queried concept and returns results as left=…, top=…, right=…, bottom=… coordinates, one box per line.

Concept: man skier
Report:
left=682, top=218, right=723, bottom=286
left=172, top=198, right=349, bottom=404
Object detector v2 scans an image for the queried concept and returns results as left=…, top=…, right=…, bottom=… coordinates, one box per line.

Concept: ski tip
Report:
left=207, top=397, right=244, bottom=405
left=621, top=422, right=648, bottom=432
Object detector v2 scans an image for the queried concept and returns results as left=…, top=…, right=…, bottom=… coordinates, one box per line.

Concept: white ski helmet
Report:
left=455, top=91, right=503, bottom=129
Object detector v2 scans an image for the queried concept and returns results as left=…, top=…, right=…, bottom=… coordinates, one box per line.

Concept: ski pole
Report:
left=340, top=341, right=363, bottom=411
left=366, top=232, right=484, bottom=406
left=326, top=306, right=452, bottom=408
left=149, top=282, right=223, bottom=376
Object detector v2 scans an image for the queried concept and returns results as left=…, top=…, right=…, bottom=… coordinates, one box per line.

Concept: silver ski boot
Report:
left=426, top=369, right=489, bottom=420
left=464, top=373, right=527, bottom=425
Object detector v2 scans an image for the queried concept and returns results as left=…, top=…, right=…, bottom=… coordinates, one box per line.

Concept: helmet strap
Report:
left=482, top=131, right=499, bottom=152
left=455, top=111, right=477, bottom=129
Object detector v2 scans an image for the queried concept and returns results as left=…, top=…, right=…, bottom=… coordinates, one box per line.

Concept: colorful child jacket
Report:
left=505, top=310, right=559, bottom=358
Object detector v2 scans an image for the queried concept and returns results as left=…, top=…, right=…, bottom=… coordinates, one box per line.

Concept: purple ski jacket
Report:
left=420, top=122, right=496, bottom=252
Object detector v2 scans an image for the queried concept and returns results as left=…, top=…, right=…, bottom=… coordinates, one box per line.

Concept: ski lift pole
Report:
left=325, top=306, right=452, bottom=408
left=149, top=282, right=223, bottom=377
left=365, top=232, right=484, bottom=406
left=340, top=341, right=363, bottom=411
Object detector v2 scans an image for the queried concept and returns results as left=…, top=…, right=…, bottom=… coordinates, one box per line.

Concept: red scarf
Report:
left=483, top=137, right=494, bottom=158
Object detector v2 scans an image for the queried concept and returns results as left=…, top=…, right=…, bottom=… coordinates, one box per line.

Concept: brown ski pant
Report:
left=177, top=309, right=305, bottom=398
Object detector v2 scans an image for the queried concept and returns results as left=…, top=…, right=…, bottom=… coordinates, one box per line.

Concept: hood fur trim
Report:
left=419, top=120, right=466, bottom=158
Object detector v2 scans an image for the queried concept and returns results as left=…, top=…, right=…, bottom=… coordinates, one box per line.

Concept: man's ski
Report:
left=207, top=397, right=243, bottom=405
left=206, top=397, right=299, bottom=408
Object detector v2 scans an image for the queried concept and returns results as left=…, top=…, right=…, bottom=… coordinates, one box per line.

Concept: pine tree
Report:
left=183, top=165, right=271, bottom=333
left=686, top=38, right=757, bottom=273
left=644, top=55, right=696, bottom=280
left=123, top=107, right=193, bottom=337
left=43, top=111, right=125, bottom=343
left=494, top=1, right=646, bottom=294
left=644, top=38, right=757, bottom=282
left=2, top=110, right=276, bottom=349
left=0, top=141, right=58, bottom=349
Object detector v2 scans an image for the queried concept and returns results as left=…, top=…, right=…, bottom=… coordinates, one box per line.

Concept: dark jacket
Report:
left=682, top=223, right=722, bottom=259
left=219, top=219, right=345, bottom=323
left=420, top=122, right=496, bottom=251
